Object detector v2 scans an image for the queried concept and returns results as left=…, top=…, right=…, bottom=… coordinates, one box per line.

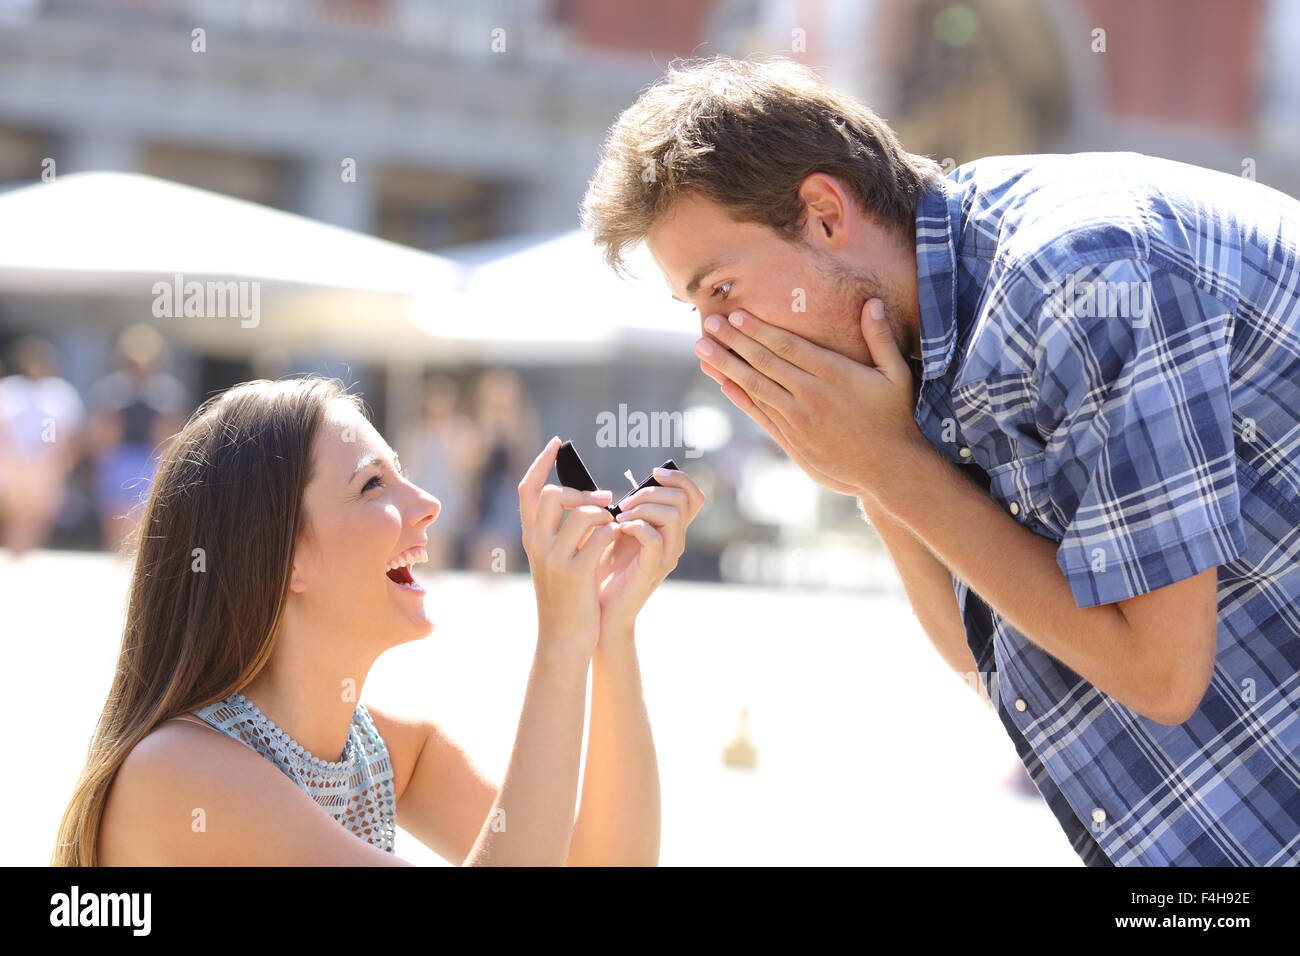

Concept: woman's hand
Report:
left=596, top=467, right=706, bottom=640
left=519, top=437, right=620, bottom=660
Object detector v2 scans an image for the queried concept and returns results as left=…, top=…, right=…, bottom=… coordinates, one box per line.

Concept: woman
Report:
left=52, top=375, right=703, bottom=865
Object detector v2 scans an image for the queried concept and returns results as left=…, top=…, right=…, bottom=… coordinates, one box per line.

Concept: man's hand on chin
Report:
left=693, top=298, right=930, bottom=500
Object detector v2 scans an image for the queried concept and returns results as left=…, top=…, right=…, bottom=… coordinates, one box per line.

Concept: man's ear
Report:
left=797, top=173, right=853, bottom=251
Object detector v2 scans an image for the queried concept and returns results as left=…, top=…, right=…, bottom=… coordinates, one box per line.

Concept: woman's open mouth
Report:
left=386, top=545, right=428, bottom=594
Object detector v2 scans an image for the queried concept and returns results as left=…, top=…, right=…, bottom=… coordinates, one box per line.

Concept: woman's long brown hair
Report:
left=51, top=375, right=365, bottom=865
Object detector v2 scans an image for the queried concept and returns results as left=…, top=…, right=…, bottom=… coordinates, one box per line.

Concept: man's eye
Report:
left=712, top=281, right=732, bottom=299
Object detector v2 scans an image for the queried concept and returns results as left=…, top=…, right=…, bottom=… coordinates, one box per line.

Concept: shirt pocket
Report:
left=986, top=451, right=1063, bottom=539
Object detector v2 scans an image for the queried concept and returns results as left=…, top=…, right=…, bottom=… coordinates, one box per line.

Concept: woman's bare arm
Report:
left=461, top=641, right=591, bottom=865
left=564, top=632, right=659, bottom=865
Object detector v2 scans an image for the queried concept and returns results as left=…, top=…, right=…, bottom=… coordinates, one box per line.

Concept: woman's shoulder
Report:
left=98, top=715, right=278, bottom=866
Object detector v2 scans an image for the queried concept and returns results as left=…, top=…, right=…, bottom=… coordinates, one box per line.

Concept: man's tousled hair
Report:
left=580, top=55, right=944, bottom=275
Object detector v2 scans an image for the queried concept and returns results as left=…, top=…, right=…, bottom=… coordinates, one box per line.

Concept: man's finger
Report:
left=861, top=299, right=910, bottom=383
left=697, top=333, right=793, bottom=413
left=717, top=374, right=792, bottom=446
left=700, top=310, right=816, bottom=392
left=702, top=350, right=796, bottom=434
left=727, top=307, right=838, bottom=376
left=698, top=359, right=733, bottom=389
left=717, top=375, right=828, bottom=473
left=699, top=346, right=792, bottom=427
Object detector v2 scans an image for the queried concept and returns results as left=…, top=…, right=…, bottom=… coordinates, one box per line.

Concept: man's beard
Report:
left=814, top=249, right=913, bottom=367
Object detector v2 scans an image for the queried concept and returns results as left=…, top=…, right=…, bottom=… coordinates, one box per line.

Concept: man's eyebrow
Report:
left=676, top=261, right=728, bottom=303
left=685, top=261, right=723, bottom=297
left=349, top=452, right=401, bottom=485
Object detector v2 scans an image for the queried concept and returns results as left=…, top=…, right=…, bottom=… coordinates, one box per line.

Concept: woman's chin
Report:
left=401, top=607, right=435, bottom=638
left=383, top=578, right=434, bottom=635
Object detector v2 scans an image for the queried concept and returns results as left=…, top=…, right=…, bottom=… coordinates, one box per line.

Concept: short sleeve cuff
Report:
left=1057, top=517, right=1246, bottom=608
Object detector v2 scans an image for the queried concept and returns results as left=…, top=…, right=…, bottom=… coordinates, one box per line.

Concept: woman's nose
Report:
left=403, top=477, right=440, bottom=522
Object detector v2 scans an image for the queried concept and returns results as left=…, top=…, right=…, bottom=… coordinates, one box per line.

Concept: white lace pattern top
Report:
left=189, top=691, right=396, bottom=853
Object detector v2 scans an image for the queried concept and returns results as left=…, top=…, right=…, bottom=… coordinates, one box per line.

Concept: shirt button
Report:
left=1009, top=501, right=1020, bottom=516
left=958, top=446, right=972, bottom=458
left=1014, top=698, right=1027, bottom=712
left=1091, top=808, right=1107, bottom=825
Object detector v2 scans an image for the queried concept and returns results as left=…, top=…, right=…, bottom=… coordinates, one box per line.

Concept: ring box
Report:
left=555, top=440, right=679, bottom=517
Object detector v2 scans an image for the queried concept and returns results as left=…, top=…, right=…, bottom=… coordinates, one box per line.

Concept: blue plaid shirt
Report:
left=912, top=151, right=1300, bottom=866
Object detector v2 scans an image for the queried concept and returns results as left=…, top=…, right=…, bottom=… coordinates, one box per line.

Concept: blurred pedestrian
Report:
left=87, top=324, right=189, bottom=556
left=464, top=367, right=539, bottom=573
left=395, top=374, right=478, bottom=572
left=0, top=335, right=85, bottom=556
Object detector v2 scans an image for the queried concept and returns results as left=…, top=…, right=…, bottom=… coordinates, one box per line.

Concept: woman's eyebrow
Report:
left=348, top=452, right=401, bottom=485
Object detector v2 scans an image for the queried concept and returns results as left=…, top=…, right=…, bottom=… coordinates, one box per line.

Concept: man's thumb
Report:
left=861, top=298, right=904, bottom=376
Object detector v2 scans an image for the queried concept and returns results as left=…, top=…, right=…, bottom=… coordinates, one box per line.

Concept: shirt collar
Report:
left=913, top=174, right=963, bottom=382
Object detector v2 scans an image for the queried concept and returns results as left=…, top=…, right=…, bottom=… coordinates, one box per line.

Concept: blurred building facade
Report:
left=3, top=0, right=1294, bottom=258
left=0, top=0, right=1297, bottom=583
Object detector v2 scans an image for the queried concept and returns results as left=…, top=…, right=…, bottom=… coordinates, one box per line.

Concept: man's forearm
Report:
left=856, top=493, right=991, bottom=706
left=869, top=440, right=1161, bottom=719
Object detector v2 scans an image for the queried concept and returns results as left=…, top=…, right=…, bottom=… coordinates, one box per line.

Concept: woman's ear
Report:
left=286, top=540, right=309, bottom=593
left=289, top=514, right=314, bottom=593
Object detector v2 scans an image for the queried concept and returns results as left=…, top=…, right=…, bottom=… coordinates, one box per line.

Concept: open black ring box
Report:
left=555, top=440, right=679, bottom=517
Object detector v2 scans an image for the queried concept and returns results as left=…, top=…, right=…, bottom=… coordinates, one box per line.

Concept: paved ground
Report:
left=5, top=548, right=1082, bottom=866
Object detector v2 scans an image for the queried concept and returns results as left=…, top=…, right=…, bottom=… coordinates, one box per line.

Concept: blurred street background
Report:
left=2, top=0, right=1297, bottom=865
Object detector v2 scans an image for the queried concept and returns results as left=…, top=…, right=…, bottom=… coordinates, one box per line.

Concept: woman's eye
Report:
left=713, top=281, right=732, bottom=299
left=363, top=475, right=383, bottom=492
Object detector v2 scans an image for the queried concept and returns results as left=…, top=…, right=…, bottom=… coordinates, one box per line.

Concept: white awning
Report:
left=0, top=171, right=465, bottom=364
left=423, top=228, right=701, bottom=363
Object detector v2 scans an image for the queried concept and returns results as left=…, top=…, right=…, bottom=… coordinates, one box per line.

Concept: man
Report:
left=580, top=55, right=1300, bottom=866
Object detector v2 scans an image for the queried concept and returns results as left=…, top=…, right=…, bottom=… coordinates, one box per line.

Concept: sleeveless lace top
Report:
left=189, top=691, right=397, bottom=853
